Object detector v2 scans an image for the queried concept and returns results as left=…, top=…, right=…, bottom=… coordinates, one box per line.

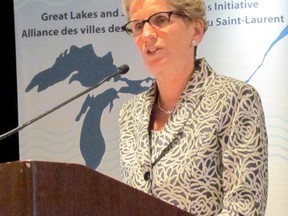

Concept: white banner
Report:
left=14, top=0, right=287, bottom=215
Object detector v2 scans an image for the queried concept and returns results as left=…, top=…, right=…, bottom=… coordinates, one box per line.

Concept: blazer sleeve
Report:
left=218, top=85, right=268, bottom=216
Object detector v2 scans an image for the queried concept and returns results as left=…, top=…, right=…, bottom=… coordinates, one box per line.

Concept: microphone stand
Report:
left=0, top=64, right=129, bottom=141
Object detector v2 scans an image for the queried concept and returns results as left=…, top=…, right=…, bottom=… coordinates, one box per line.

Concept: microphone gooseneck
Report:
left=0, top=64, right=130, bottom=141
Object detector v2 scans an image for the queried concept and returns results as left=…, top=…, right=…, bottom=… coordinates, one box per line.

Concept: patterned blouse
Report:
left=119, top=58, right=268, bottom=215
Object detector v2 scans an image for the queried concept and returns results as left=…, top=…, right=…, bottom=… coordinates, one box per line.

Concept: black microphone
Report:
left=0, top=64, right=129, bottom=141
left=118, top=64, right=129, bottom=75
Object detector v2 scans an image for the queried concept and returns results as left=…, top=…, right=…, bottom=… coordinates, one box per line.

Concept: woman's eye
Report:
left=153, top=15, right=169, bottom=26
left=134, top=22, right=144, bottom=30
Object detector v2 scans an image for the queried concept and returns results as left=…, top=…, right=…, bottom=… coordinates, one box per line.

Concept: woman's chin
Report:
left=145, top=59, right=168, bottom=75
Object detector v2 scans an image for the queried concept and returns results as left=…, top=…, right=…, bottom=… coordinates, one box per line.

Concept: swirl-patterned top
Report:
left=119, top=58, right=268, bottom=216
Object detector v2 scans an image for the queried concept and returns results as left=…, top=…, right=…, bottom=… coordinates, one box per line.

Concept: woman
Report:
left=119, top=0, right=268, bottom=215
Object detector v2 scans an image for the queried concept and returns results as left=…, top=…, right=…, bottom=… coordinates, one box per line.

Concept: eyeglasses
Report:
left=121, top=11, right=187, bottom=37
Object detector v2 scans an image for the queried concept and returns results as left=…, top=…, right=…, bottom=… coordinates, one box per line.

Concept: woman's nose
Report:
left=141, top=22, right=157, bottom=39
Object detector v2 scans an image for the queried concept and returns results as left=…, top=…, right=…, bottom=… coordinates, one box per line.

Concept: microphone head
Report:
left=118, top=64, right=130, bottom=75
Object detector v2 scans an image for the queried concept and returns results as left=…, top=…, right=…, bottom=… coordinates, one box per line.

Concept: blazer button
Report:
left=144, top=171, right=150, bottom=181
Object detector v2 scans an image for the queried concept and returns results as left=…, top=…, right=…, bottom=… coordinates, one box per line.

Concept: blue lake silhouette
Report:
left=26, top=44, right=152, bottom=168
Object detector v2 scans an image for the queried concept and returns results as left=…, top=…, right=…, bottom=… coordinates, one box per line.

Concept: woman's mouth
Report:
left=147, top=48, right=157, bottom=54
left=146, top=47, right=161, bottom=55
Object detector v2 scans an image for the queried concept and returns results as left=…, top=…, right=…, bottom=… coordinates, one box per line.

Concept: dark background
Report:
left=0, top=1, right=19, bottom=163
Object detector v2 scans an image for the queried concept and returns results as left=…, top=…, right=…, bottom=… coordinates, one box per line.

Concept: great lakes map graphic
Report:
left=25, top=25, right=288, bottom=168
left=25, top=43, right=152, bottom=169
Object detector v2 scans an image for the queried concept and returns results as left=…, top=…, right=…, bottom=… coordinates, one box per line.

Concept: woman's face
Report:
left=129, top=0, right=203, bottom=79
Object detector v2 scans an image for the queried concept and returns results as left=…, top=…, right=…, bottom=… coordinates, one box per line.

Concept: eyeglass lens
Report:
left=126, top=12, right=173, bottom=36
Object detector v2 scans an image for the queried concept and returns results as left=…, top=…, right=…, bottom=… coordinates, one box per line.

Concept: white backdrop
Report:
left=14, top=0, right=287, bottom=215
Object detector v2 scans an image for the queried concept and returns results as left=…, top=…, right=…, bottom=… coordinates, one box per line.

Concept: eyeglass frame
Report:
left=121, top=11, right=188, bottom=37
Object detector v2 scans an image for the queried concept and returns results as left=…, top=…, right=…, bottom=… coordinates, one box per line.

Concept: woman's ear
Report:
left=192, top=19, right=205, bottom=45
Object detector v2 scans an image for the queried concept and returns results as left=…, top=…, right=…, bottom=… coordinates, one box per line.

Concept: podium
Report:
left=0, top=161, right=192, bottom=215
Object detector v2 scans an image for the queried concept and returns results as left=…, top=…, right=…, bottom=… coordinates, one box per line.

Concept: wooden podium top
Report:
left=0, top=161, right=193, bottom=216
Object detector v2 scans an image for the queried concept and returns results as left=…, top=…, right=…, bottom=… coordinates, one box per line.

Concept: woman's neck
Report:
left=156, top=68, right=193, bottom=111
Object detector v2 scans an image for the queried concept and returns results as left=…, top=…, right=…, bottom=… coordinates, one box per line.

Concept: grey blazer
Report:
left=119, top=58, right=268, bottom=215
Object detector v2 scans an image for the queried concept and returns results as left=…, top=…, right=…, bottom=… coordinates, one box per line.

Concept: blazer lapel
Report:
left=134, top=84, right=157, bottom=175
left=153, top=59, right=217, bottom=164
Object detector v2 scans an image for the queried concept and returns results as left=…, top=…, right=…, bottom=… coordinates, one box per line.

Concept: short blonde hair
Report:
left=121, top=0, right=208, bottom=32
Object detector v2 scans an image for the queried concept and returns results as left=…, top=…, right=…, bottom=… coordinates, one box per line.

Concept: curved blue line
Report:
left=267, top=125, right=288, bottom=133
left=269, top=154, right=288, bottom=161
left=266, top=115, right=288, bottom=123
left=268, top=135, right=288, bottom=143
left=269, top=144, right=288, bottom=152
left=246, top=25, right=288, bottom=83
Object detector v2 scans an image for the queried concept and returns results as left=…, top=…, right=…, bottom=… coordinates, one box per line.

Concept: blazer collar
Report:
left=135, top=58, right=217, bottom=163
